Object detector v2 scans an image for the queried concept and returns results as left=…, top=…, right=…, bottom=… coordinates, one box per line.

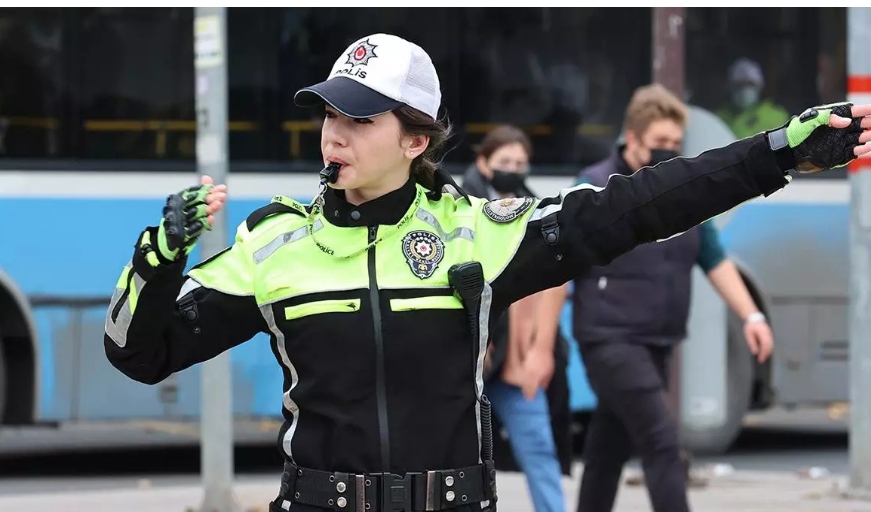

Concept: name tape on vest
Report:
left=483, top=197, right=534, bottom=223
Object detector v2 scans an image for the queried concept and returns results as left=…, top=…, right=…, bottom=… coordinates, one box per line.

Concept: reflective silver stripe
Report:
left=253, top=219, right=323, bottom=264
left=176, top=278, right=202, bottom=300
left=416, top=209, right=475, bottom=242
left=105, top=263, right=147, bottom=348
left=530, top=183, right=604, bottom=222
left=656, top=230, right=689, bottom=242
left=105, top=286, right=128, bottom=347
left=260, top=304, right=300, bottom=462
left=474, top=283, right=493, bottom=463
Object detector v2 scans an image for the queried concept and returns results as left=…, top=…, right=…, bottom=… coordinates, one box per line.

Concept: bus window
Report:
left=275, top=7, right=653, bottom=175
left=0, top=7, right=662, bottom=174
left=225, top=8, right=276, bottom=162
left=451, top=8, right=651, bottom=174
left=78, top=8, right=195, bottom=161
left=685, top=7, right=847, bottom=179
left=0, top=8, right=66, bottom=158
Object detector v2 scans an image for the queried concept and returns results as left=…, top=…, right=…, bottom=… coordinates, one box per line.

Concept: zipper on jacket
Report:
left=368, top=225, right=391, bottom=470
left=110, top=269, right=136, bottom=322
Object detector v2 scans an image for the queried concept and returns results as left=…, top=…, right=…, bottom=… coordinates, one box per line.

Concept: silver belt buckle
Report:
left=355, top=474, right=366, bottom=511
left=425, top=470, right=438, bottom=511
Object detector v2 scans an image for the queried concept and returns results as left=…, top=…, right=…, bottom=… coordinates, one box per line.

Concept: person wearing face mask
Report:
left=462, top=125, right=536, bottom=199
left=461, top=125, right=572, bottom=512
left=571, top=84, right=776, bottom=512
left=716, top=57, right=790, bottom=139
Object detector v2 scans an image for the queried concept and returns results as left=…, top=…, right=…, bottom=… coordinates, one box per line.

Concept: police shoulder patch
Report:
left=482, top=197, right=535, bottom=223
left=401, top=230, right=445, bottom=280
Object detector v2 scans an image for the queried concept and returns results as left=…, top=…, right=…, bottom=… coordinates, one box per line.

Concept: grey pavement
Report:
left=3, top=464, right=871, bottom=512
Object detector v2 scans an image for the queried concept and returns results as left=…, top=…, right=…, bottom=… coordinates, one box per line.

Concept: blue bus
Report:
left=0, top=7, right=854, bottom=454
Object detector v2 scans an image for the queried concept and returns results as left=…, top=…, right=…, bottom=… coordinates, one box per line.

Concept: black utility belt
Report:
left=276, top=460, right=495, bottom=512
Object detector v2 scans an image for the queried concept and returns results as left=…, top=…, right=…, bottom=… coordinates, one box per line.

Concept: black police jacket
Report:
left=103, top=134, right=790, bottom=505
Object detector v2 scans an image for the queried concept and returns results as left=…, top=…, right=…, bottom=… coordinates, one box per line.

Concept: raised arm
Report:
left=104, top=179, right=266, bottom=384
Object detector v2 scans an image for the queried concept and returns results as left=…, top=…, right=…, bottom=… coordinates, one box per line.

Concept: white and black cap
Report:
left=294, top=33, right=441, bottom=120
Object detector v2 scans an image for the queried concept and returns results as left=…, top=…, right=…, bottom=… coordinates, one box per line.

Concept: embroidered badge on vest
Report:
left=483, top=197, right=534, bottom=223
left=401, top=230, right=444, bottom=279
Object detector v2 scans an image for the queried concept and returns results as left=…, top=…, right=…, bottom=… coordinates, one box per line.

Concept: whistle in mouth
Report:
left=319, top=162, right=341, bottom=184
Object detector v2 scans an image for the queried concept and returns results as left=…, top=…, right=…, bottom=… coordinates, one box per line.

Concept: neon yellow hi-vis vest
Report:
left=716, top=100, right=791, bottom=140
left=185, top=182, right=540, bottom=473
left=187, top=184, right=536, bottom=306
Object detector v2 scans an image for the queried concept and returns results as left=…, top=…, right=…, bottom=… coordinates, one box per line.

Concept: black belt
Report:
left=275, top=461, right=496, bottom=512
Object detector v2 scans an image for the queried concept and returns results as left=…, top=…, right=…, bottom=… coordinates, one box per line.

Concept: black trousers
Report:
left=576, top=342, right=689, bottom=512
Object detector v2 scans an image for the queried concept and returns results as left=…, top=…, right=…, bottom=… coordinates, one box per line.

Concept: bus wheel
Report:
left=681, top=311, right=754, bottom=455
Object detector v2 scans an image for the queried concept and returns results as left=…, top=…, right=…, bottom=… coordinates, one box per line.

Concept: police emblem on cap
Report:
left=346, top=39, right=378, bottom=67
left=483, top=197, right=534, bottom=223
left=401, top=230, right=444, bottom=280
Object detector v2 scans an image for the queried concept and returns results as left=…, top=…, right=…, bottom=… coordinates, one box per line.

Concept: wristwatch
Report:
left=745, top=311, right=767, bottom=325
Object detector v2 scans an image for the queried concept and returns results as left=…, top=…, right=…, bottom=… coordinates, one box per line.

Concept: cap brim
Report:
left=294, top=77, right=403, bottom=119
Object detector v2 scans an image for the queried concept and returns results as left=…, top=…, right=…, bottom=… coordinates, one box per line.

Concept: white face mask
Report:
left=732, top=86, right=760, bottom=109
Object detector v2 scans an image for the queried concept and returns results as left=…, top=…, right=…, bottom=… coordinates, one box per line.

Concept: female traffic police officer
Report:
left=103, top=32, right=871, bottom=512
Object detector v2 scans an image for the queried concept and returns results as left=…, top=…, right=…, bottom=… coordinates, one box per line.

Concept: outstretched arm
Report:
left=488, top=103, right=871, bottom=309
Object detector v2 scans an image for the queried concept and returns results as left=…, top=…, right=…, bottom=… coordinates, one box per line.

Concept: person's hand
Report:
left=140, top=175, right=227, bottom=267
left=521, top=345, right=555, bottom=399
left=743, top=315, right=774, bottom=363
left=768, top=102, right=871, bottom=174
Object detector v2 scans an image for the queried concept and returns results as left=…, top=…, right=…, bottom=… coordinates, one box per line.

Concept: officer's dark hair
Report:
left=473, top=124, right=533, bottom=161
left=394, top=104, right=453, bottom=190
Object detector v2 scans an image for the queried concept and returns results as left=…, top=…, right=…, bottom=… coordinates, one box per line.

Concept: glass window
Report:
left=0, top=7, right=853, bottom=176
left=78, top=8, right=194, bottom=160
left=0, top=8, right=66, bottom=158
left=0, top=7, right=695, bottom=173
left=276, top=7, right=652, bottom=175
left=451, top=8, right=651, bottom=174
left=226, top=7, right=278, bottom=161
left=685, top=7, right=847, bottom=178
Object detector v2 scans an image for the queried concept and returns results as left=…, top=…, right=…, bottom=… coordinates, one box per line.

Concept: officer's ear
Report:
left=403, top=134, right=430, bottom=160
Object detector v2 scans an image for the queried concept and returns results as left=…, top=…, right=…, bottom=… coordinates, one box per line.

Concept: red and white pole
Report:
left=847, top=4, right=871, bottom=497
left=848, top=73, right=871, bottom=174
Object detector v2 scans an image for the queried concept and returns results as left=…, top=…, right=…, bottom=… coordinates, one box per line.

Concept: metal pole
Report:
left=194, top=7, right=241, bottom=512
left=652, top=7, right=685, bottom=99
left=651, top=6, right=686, bottom=423
left=848, top=5, right=871, bottom=498
left=651, top=6, right=706, bottom=480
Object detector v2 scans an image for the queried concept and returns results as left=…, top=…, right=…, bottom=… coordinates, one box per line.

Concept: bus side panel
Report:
left=718, top=197, right=850, bottom=408
left=0, top=197, right=288, bottom=422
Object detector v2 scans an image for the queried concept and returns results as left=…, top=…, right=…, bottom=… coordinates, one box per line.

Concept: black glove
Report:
left=139, top=184, right=213, bottom=268
left=767, top=102, right=865, bottom=173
